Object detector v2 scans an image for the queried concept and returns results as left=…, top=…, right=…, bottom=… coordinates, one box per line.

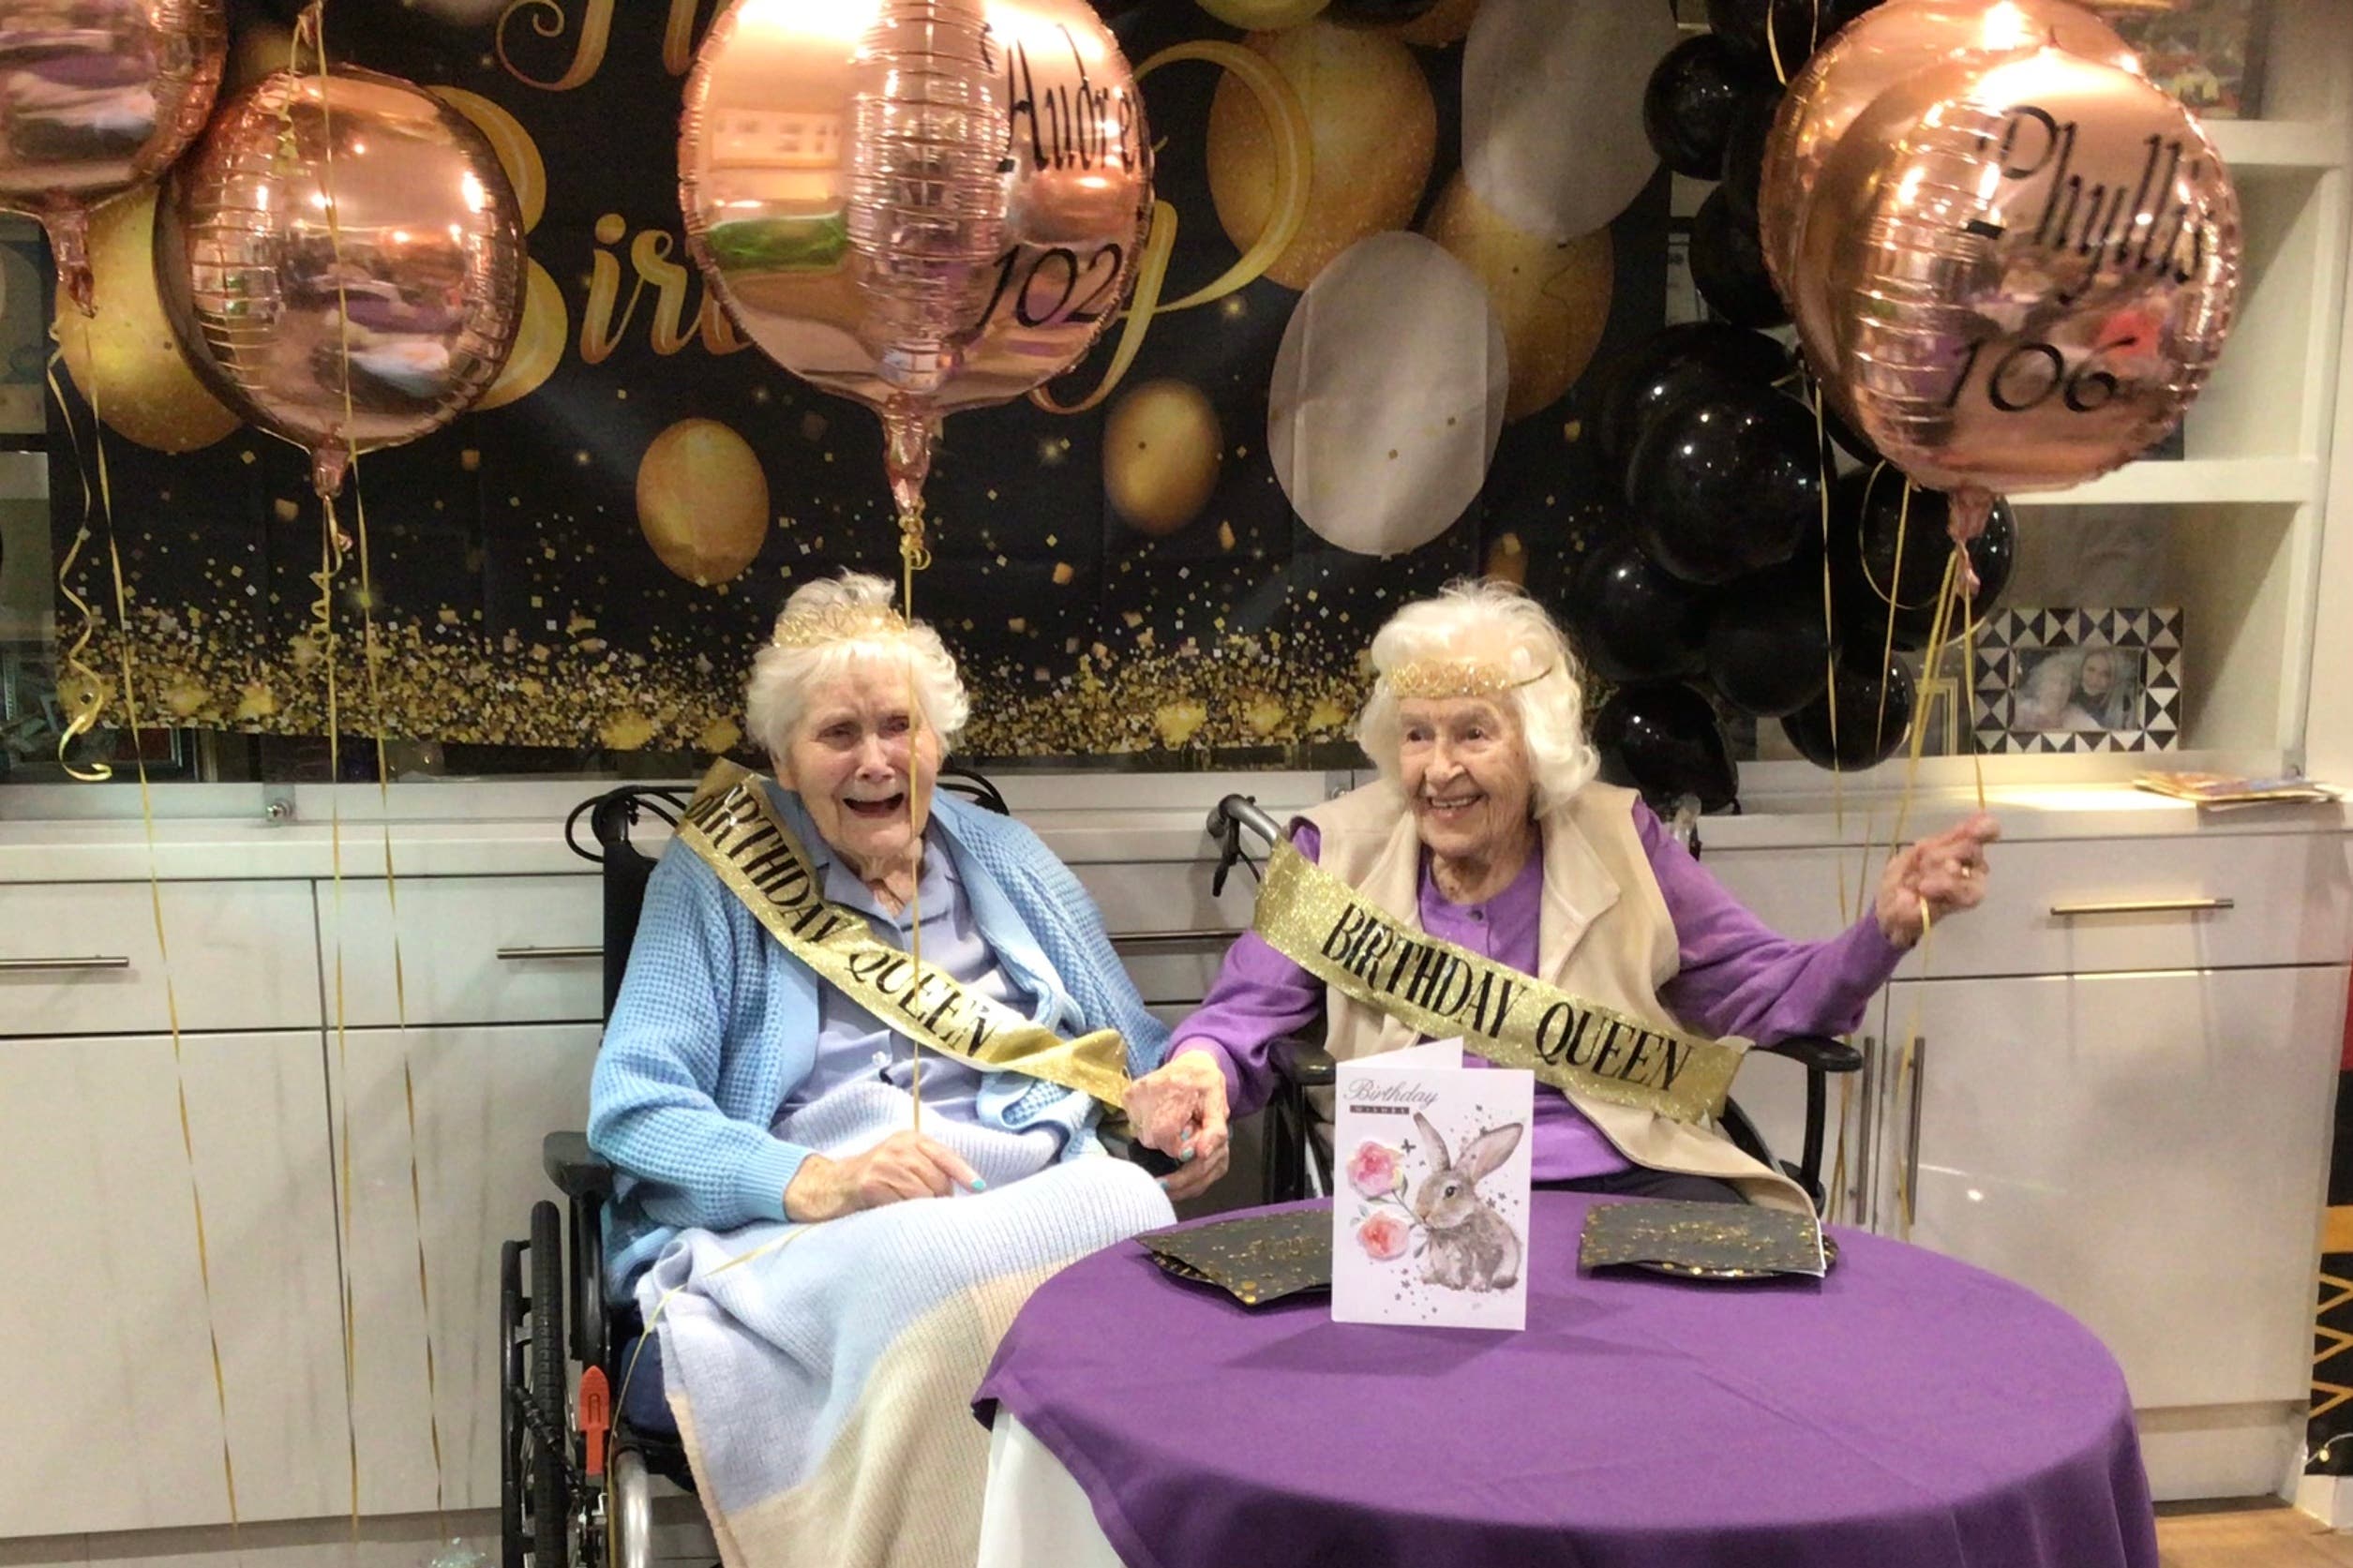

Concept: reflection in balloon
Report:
left=157, top=64, right=526, bottom=496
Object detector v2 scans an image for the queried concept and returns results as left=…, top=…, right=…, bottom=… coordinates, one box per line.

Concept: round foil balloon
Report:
left=681, top=0, right=1152, bottom=529
left=1799, top=49, right=2240, bottom=515
left=1760, top=0, right=2138, bottom=303
left=157, top=66, right=525, bottom=497
left=0, top=0, right=227, bottom=313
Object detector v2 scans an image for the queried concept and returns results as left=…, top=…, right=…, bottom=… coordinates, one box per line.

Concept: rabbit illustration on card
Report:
left=1411, top=1111, right=1524, bottom=1292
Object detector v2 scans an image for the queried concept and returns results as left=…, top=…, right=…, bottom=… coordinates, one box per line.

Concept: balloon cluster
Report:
left=1590, top=0, right=2242, bottom=806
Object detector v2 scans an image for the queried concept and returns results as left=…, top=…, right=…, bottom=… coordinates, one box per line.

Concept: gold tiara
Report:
left=770, top=601, right=908, bottom=650
left=1386, top=658, right=1552, bottom=701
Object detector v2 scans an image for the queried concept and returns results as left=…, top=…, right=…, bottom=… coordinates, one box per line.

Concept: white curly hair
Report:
left=1355, top=577, right=1600, bottom=818
left=742, top=572, right=970, bottom=760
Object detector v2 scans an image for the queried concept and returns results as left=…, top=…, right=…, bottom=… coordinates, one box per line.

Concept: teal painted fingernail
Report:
left=1180, top=1149, right=1196, bottom=1164
left=969, top=1176, right=988, bottom=1191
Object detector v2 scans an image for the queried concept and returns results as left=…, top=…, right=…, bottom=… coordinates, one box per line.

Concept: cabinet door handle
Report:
left=0, top=954, right=131, bottom=973
left=2048, top=896, right=2234, bottom=918
left=1903, top=1035, right=1928, bottom=1232
left=495, top=946, right=603, bottom=962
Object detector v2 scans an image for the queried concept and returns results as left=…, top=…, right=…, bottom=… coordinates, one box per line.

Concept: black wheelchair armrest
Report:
left=1754, top=1033, right=1864, bottom=1074
left=1270, top=1035, right=1335, bottom=1088
left=544, top=1130, right=616, bottom=1201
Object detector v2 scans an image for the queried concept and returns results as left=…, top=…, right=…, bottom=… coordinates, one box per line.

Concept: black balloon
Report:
left=1626, top=377, right=1821, bottom=585
left=1689, top=187, right=1788, bottom=328
left=1719, top=90, right=1778, bottom=225
left=1594, top=683, right=1740, bottom=814
left=1817, top=395, right=1881, bottom=465
left=1581, top=321, right=1789, bottom=481
left=1642, top=35, right=1764, bottom=181
left=1706, top=563, right=1836, bottom=717
left=1781, top=652, right=1916, bottom=771
left=1828, top=468, right=2016, bottom=650
left=1569, top=536, right=1711, bottom=684
left=1705, top=0, right=1882, bottom=74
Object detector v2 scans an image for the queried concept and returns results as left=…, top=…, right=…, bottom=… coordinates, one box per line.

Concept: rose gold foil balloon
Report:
left=1761, top=0, right=2138, bottom=326
left=681, top=0, right=1151, bottom=530
left=0, top=0, right=226, bottom=313
left=157, top=66, right=525, bottom=497
left=1799, top=48, right=2239, bottom=534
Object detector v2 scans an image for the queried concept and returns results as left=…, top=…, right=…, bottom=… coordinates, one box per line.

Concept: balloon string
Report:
left=1804, top=374, right=1856, bottom=1227
left=901, top=508, right=927, bottom=1132
left=57, top=306, right=246, bottom=1539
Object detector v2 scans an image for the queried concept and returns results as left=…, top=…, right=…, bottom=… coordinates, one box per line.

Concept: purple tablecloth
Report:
left=973, top=1194, right=2158, bottom=1568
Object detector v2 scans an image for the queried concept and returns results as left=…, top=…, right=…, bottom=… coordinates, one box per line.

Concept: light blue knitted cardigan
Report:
left=588, top=782, right=1172, bottom=1292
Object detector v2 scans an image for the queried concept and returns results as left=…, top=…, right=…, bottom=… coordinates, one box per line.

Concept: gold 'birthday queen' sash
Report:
left=1253, top=840, right=1745, bottom=1125
left=676, top=762, right=1130, bottom=1110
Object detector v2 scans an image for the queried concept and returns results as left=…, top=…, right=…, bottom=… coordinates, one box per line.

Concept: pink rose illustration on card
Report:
left=1356, top=1210, right=1411, bottom=1262
left=1347, top=1140, right=1403, bottom=1199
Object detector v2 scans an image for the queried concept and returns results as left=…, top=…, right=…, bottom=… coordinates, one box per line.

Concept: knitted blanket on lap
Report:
left=641, top=1082, right=1174, bottom=1568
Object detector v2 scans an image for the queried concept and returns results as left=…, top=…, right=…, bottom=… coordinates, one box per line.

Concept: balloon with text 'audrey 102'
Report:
left=1828, top=468, right=2015, bottom=650
left=1568, top=534, right=1710, bottom=685
left=1643, top=34, right=1768, bottom=182
left=1594, top=682, right=1741, bottom=814
left=1781, top=650, right=1917, bottom=771
left=1705, top=561, right=1836, bottom=718
left=1581, top=321, right=1790, bottom=483
left=681, top=0, right=1153, bottom=535
left=0, top=0, right=227, bottom=314
left=1626, top=375, right=1821, bottom=585
left=157, top=64, right=526, bottom=499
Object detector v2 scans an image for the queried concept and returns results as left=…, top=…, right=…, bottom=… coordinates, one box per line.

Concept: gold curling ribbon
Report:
left=56, top=302, right=245, bottom=1531
left=1253, top=840, right=1745, bottom=1125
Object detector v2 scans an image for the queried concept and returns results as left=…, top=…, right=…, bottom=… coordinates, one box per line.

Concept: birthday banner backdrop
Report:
left=56, top=0, right=1666, bottom=762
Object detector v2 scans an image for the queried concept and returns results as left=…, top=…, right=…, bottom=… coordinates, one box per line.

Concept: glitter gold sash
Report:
left=676, top=762, right=1131, bottom=1110
left=1253, top=839, right=1744, bottom=1125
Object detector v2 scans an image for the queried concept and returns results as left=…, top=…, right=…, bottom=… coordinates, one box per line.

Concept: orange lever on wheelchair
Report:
left=577, top=1366, right=610, bottom=1480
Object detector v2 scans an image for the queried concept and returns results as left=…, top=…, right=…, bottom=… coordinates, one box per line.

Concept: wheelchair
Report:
left=499, top=777, right=1856, bottom=1568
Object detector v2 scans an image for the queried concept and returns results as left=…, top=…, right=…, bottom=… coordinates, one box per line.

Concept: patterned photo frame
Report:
left=1971, top=608, right=2184, bottom=754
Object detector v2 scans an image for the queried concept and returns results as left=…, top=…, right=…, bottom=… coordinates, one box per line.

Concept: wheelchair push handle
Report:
left=1207, top=794, right=1283, bottom=897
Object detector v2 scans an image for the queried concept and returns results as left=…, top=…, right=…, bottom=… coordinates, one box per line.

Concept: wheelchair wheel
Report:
left=499, top=1239, right=526, bottom=1568
left=526, top=1200, right=571, bottom=1568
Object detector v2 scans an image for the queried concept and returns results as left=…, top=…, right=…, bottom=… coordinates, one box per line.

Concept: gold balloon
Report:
left=1208, top=21, right=1436, bottom=291
left=1103, top=379, right=1223, bottom=536
left=1424, top=172, right=1611, bottom=422
left=1197, top=0, right=1330, bottom=22
left=1387, top=0, right=1480, bottom=48
left=55, top=186, right=238, bottom=453
left=637, top=419, right=771, bottom=587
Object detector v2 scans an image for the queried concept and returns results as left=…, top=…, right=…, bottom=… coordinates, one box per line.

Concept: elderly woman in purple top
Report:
left=1126, top=578, right=2000, bottom=1205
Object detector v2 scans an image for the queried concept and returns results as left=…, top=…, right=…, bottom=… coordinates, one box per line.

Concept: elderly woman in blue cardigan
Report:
left=588, top=571, right=1172, bottom=1568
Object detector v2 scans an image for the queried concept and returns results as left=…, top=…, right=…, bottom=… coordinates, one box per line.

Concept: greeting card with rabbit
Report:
left=1331, top=1041, right=1536, bottom=1331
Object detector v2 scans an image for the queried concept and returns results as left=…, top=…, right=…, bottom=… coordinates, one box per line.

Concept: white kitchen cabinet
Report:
left=1871, top=966, right=2349, bottom=1499
left=0, top=1031, right=349, bottom=1534
left=329, top=1022, right=602, bottom=1515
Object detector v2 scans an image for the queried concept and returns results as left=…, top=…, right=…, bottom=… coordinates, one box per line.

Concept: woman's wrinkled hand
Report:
left=1126, top=1048, right=1231, bottom=1202
left=784, top=1131, right=982, bottom=1222
left=1877, top=812, right=2001, bottom=949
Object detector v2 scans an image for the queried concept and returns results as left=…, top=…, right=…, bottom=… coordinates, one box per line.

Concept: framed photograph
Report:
left=2091, top=0, right=2270, bottom=120
left=1971, top=608, right=2184, bottom=754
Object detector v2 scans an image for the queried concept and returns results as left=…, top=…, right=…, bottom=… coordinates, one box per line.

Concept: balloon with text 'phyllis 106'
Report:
left=681, top=0, right=1153, bottom=530
left=1582, top=321, right=1789, bottom=481
left=1594, top=683, right=1740, bottom=814
left=1781, top=651, right=1916, bottom=770
left=1568, top=535, right=1710, bottom=685
left=1643, top=35, right=1765, bottom=182
left=157, top=65, right=525, bottom=499
left=1796, top=48, right=2238, bottom=530
left=1829, top=468, right=2015, bottom=649
left=0, top=0, right=227, bottom=314
left=1689, top=187, right=1788, bottom=329
left=1759, top=0, right=2138, bottom=301
left=1706, top=562, right=1836, bottom=718
left=1626, top=376, right=1821, bottom=585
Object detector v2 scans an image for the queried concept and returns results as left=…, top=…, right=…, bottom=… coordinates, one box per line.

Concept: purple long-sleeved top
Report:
left=1173, top=801, right=1908, bottom=1182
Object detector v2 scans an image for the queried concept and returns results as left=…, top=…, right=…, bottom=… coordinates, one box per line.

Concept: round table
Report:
left=972, top=1193, right=2158, bottom=1568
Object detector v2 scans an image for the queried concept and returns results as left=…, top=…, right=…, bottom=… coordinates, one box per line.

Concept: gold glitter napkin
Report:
left=1138, top=1207, right=1334, bottom=1307
left=1579, top=1201, right=1832, bottom=1280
